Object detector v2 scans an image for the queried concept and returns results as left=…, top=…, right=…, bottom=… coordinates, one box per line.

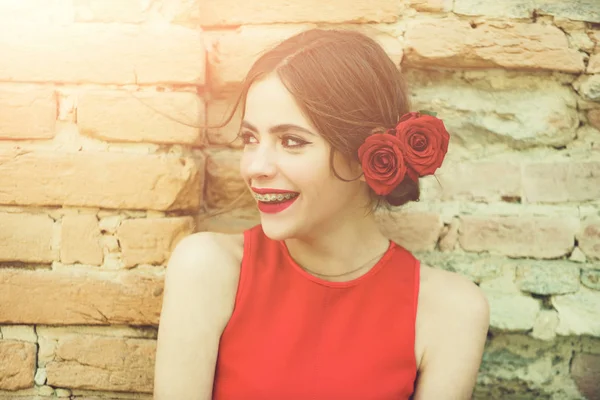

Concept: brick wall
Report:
left=0, top=0, right=599, bottom=399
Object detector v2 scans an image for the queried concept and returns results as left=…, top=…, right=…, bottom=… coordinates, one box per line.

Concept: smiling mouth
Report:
left=253, top=192, right=299, bottom=203
left=254, top=192, right=300, bottom=214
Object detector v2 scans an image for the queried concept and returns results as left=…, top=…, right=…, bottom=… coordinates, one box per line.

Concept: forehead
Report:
left=244, top=75, right=316, bottom=132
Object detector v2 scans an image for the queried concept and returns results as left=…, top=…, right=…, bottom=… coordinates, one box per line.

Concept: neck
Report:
left=284, top=211, right=390, bottom=281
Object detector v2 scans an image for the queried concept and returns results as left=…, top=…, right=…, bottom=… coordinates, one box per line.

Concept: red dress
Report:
left=212, top=225, right=420, bottom=400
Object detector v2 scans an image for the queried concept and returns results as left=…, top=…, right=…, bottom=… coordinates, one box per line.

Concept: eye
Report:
left=282, top=135, right=310, bottom=149
left=239, top=130, right=258, bottom=145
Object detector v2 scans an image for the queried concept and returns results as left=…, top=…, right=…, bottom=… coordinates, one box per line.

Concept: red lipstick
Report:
left=257, top=196, right=298, bottom=214
left=251, top=187, right=299, bottom=214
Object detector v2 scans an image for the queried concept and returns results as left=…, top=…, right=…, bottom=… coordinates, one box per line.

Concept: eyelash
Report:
left=238, top=131, right=311, bottom=149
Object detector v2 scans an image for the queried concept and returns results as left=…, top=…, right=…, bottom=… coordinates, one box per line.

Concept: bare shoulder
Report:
left=164, top=231, right=245, bottom=326
left=171, top=231, right=244, bottom=267
left=412, top=264, right=490, bottom=399
left=419, top=264, right=489, bottom=324
left=154, top=231, right=244, bottom=399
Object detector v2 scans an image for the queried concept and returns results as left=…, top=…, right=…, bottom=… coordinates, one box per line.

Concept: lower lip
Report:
left=257, top=195, right=299, bottom=214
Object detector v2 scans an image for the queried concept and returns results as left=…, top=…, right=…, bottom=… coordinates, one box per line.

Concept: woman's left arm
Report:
left=413, top=270, right=490, bottom=400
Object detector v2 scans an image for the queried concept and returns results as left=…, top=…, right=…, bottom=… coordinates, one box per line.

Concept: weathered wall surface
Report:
left=0, top=0, right=599, bottom=399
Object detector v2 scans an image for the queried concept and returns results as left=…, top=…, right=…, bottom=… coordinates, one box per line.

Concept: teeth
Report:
left=254, top=192, right=297, bottom=202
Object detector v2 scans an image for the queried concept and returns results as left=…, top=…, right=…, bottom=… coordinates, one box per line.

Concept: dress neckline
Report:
left=278, top=238, right=397, bottom=288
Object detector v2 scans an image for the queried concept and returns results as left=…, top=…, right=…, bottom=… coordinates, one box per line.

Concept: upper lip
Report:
left=251, top=187, right=298, bottom=194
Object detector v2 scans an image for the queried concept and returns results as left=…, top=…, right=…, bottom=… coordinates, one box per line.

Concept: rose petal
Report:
left=394, top=114, right=450, bottom=177
left=358, top=133, right=407, bottom=195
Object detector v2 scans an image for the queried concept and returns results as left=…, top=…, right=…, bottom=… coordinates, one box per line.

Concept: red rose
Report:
left=397, top=112, right=421, bottom=123
left=394, top=114, right=449, bottom=180
left=358, top=134, right=407, bottom=196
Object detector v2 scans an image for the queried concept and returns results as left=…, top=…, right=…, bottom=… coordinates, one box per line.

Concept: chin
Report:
left=259, top=218, right=298, bottom=241
left=256, top=195, right=308, bottom=241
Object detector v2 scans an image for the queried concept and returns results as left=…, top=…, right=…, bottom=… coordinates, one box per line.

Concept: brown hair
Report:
left=220, top=28, right=419, bottom=208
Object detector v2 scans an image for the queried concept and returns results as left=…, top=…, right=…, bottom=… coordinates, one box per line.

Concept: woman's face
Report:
left=239, top=74, right=369, bottom=241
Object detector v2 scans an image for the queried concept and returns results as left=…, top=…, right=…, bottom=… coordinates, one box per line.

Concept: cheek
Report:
left=284, top=158, right=325, bottom=186
left=281, top=151, right=331, bottom=191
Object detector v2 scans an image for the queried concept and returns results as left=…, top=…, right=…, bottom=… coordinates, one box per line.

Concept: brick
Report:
left=536, top=0, right=600, bottom=23
left=0, top=150, right=203, bottom=211
left=553, top=286, right=600, bottom=336
left=0, top=85, right=56, bottom=140
left=480, top=275, right=540, bottom=331
left=364, top=26, right=405, bottom=66
left=581, top=270, right=600, bottom=290
left=78, top=90, right=205, bottom=145
left=438, top=217, right=459, bottom=252
left=208, top=25, right=316, bottom=90
left=586, top=108, right=600, bottom=130
left=409, top=0, right=452, bottom=12
left=0, top=212, right=54, bottom=263
left=0, top=0, right=73, bottom=24
left=571, top=126, right=600, bottom=153
left=46, top=335, right=154, bottom=393
left=571, top=353, right=600, bottom=400
left=99, top=215, right=125, bottom=235
left=209, top=25, right=404, bottom=91
left=376, top=212, right=444, bottom=252
left=0, top=326, right=36, bottom=342
left=570, top=247, right=588, bottom=263
left=0, top=269, right=163, bottom=325
left=436, top=161, right=521, bottom=202
left=61, top=215, right=103, bottom=265
left=36, top=325, right=157, bottom=341
left=117, top=217, right=194, bottom=267
left=531, top=309, right=559, bottom=341
left=578, top=217, right=600, bottom=260
left=151, top=0, right=203, bottom=26
left=205, top=150, right=254, bottom=210
left=577, top=336, right=600, bottom=356
left=409, top=75, right=578, bottom=148
left=56, top=388, right=72, bottom=397
left=0, top=340, right=36, bottom=390
left=194, top=0, right=400, bottom=26
left=566, top=29, right=596, bottom=54
left=522, top=162, right=600, bottom=203
left=0, top=23, right=204, bottom=84
left=414, top=252, right=503, bottom=284
left=515, top=261, right=580, bottom=295
left=458, top=215, right=577, bottom=259
left=478, top=336, right=561, bottom=396
left=454, top=0, right=535, bottom=18
left=74, top=0, right=148, bottom=23
left=340, top=26, right=404, bottom=66
left=575, top=74, right=600, bottom=102
left=588, top=53, right=600, bottom=74
left=404, top=19, right=584, bottom=73
left=34, top=368, right=47, bottom=386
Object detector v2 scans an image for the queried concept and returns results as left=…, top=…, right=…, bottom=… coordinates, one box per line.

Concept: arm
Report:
left=413, top=269, right=490, bottom=400
left=153, top=232, right=241, bottom=400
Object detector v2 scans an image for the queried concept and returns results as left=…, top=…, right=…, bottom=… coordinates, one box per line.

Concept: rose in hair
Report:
left=397, top=112, right=422, bottom=123
left=358, top=134, right=407, bottom=196
left=394, top=113, right=449, bottom=181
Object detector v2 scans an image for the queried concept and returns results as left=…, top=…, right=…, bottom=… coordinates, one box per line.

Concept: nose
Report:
left=242, top=143, right=278, bottom=180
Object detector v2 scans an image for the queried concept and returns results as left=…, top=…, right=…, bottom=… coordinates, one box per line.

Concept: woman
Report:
left=154, top=29, right=489, bottom=400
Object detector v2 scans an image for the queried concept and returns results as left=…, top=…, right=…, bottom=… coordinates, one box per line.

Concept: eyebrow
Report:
left=241, top=120, right=316, bottom=136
